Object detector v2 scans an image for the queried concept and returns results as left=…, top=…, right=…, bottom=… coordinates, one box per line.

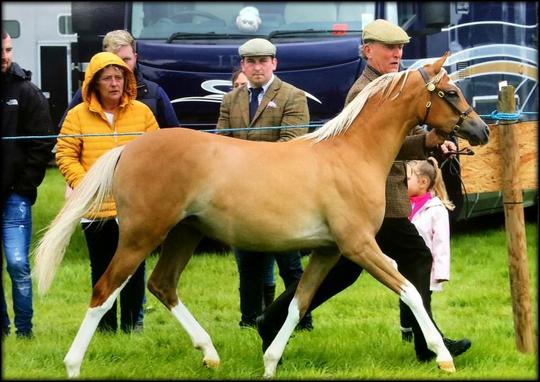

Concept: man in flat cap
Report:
left=256, top=20, right=471, bottom=364
left=345, top=18, right=411, bottom=104
left=217, top=38, right=313, bottom=331
left=218, top=38, right=308, bottom=141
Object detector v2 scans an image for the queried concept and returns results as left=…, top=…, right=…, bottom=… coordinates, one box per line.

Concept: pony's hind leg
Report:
left=263, top=248, right=340, bottom=379
left=147, top=223, right=220, bottom=369
left=63, top=245, right=150, bottom=378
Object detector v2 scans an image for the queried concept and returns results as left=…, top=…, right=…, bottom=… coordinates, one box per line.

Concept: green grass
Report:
left=2, top=167, right=538, bottom=379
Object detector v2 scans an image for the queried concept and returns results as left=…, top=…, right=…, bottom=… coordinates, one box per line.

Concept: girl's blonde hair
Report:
left=409, top=157, right=455, bottom=211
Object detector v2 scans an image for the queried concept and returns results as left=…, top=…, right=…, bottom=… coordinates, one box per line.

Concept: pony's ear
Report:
left=432, top=51, right=450, bottom=73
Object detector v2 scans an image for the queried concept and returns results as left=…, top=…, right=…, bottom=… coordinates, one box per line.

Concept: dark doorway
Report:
left=40, top=45, right=68, bottom=129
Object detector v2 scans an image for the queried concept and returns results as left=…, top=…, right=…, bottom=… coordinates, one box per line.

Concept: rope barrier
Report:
left=4, top=108, right=538, bottom=141
left=5, top=108, right=539, bottom=140
left=489, top=110, right=520, bottom=121
left=1, top=123, right=326, bottom=141
left=479, top=110, right=538, bottom=121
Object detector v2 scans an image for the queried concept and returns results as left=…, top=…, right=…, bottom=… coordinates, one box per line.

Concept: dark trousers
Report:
left=82, top=220, right=145, bottom=332
left=235, top=249, right=311, bottom=325
left=261, top=217, right=441, bottom=358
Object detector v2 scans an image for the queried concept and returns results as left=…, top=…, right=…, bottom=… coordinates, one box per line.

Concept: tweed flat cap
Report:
left=239, top=38, right=276, bottom=57
left=362, top=19, right=410, bottom=44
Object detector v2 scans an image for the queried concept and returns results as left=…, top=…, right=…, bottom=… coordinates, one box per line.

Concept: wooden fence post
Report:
left=497, top=84, right=534, bottom=353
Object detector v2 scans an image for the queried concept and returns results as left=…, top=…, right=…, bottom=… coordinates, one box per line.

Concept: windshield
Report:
left=132, top=1, right=376, bottom=39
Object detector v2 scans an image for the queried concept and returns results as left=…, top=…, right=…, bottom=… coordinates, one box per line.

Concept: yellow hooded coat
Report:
left=56, top=52, right=159, bottom=219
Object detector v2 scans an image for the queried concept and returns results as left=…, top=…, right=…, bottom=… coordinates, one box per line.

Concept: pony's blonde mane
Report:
left=295, top=69, right=416, bottom=143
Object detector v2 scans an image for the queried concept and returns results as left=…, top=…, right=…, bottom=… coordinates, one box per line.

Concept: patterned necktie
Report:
left=249, top=87, right=263, bottom=122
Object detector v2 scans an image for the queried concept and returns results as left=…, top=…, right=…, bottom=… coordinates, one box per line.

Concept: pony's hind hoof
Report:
left=203, top=357, right=220, bottom=369
left=437, top=360, right=456, bottom=373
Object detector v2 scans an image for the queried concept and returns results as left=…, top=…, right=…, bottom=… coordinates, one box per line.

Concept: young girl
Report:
left=400, top=157, right=455, bottom=341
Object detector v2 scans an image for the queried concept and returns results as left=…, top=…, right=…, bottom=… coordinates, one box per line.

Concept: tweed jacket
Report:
left=56, top=53, right=159, bottom=219
left=345, top=65, right=428, bottom=218
left=217, top=76, right=308, bottom=142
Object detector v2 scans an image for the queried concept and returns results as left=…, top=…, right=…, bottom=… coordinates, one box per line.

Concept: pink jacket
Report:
left=410, top=195, right=451, bottom=291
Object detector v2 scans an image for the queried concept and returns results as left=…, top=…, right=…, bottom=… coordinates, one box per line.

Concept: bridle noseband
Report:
left=418, top=67, right=474, bottom=136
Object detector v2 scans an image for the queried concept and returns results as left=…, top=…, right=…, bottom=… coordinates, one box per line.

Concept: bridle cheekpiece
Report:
left=417, top=67, right=474, bottom=137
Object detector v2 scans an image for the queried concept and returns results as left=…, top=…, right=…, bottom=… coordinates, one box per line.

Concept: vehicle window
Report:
left=132, top=1, right=375, bottom=39
left=2, top=20, right=20, bottom=38
left=58, top=14, right=74, bottom=35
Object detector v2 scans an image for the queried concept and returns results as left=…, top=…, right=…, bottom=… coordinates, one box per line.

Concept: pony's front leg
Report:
left=262, top=297, right=301, bottom=378
left=400, top=281, right=454, bottom=372
left=263, top=249, right=339, bottom=379
left=64, top=278, right=129, bottom=378
left=342, top=236, right=454, bottom=372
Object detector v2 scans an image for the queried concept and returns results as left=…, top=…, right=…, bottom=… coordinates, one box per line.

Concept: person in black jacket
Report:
left=1, top=30, right=56, bottom=339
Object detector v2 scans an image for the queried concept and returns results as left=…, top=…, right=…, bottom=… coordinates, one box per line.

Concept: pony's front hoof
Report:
left=64, top=355, right=81, bottom=379
left=263, top=368, right=275, bottom=379
left=263, top=354, right=279, bottom=379
left=64, top=362, right=80, bottom=379
left=437, top=360, right=456, bottom=373
left=203, top=356, right=220, bottom=369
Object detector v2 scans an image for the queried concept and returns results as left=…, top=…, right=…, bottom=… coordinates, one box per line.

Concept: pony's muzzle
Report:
left=460, top=120, right=490, bottom=146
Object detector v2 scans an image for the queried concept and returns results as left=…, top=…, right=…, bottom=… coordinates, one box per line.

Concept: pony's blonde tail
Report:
left=33, top=145, right=126, bottom=295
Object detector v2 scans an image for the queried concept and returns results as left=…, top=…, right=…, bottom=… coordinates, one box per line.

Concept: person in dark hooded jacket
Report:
left=1, top=30, right=56, bottom=339
left=58, top=29, right=179, bottom=129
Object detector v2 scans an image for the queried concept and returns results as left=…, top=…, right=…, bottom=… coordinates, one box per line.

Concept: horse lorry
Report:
left=70, top=1, right=538, bottom=221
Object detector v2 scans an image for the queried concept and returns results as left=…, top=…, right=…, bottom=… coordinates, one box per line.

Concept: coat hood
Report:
left=81, top=52, right=137, bottom=106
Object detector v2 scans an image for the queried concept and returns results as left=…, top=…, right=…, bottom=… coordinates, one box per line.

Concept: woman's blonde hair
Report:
left=409, top=157, right=455, bottom=211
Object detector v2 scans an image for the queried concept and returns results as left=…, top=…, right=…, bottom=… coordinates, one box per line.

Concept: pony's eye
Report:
left=446, top=90, right=458, bottom=97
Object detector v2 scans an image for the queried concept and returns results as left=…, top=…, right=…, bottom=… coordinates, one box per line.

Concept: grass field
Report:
left=2, top=167, right=538, bottom=379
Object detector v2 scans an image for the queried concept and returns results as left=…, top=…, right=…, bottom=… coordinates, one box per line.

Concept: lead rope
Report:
left=440, top=147, right=475, bottom=219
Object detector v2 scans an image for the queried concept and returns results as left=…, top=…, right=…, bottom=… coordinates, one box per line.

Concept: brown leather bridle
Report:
left=418, top=67, right=474, bottom=137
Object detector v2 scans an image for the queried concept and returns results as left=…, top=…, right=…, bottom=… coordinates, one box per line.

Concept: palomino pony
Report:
left=34, top=53, right=489, bottom=378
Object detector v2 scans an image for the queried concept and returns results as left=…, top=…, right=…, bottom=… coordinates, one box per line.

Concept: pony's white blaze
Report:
left=64, top=279, right=129, bottom=378
left=170, top=302, right=220, bottom=368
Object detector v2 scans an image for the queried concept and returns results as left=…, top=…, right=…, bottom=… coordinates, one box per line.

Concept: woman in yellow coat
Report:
left=56, top=51, right=159, bottom=332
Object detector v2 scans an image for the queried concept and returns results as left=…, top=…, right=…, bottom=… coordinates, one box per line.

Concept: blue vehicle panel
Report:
left=136, top=37, right=362, bottom=127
